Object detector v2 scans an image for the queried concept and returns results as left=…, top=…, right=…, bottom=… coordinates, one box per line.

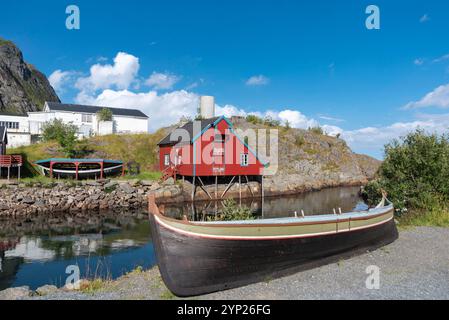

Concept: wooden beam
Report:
left=221, top=176, right=236, bottom=199
left=245, top=175, right=254, bottom=197
left=191, top=176, right=196, bottom=201
left=197, top=176, right=213, bottom=200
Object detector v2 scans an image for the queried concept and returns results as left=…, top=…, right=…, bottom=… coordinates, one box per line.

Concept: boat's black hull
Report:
left=149, top=215, right=398, bottom=297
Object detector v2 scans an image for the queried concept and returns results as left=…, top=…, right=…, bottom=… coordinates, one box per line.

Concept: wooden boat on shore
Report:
left=148, top=193, right=398, bottom=297
left=35, top=158, right=124, bottom=179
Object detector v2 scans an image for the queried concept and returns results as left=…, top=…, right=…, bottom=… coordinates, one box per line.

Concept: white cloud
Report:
left=77, top=89, right=198, bottom=131
left=420, top=14, right=430, bottom=23
left=48, top=70, right=76, bottom=93
left=433, top=54, right=449, bottom=63
left=76, top=52, right=140, bottom=92
left=319, top=115, right=344, bottom=123
left=414, top=58, right=424, bottom=66
left=246, top=75, right=270, bottom=86
left=403, top=84, right=449, bottom=109
left=145, top=72, right=181, bottom=90
left=341, top=114, right=449, bottom=157
left=276, top=110, right=319, bottom=129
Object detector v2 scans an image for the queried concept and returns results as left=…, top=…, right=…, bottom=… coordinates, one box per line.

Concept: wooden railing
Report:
left=0, top=155, right=23, bottom=167
left=0, top=155, right=23, bottom=180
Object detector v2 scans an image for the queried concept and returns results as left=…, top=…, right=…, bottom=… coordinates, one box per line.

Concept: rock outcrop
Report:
left=0, top=38, right=60, bottom=114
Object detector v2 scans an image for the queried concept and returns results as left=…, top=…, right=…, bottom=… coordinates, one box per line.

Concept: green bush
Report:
left=246, top=114, right=263, bottom=125
left=308, top=126, right=324, bottom=135
left=363, top=130, right=449, bottom=215
left=42, top=119, right=78, bottom=157
left=96, top=108, right=113, bottom=122
left=208, top=199, right=255, bottom=221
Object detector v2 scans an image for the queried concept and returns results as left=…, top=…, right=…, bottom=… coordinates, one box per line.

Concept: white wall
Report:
left=7, top=133, right=31, bottom=148
left=112, top=115, right=148, bottom=134
left=0, top=114, right=32, bottom=147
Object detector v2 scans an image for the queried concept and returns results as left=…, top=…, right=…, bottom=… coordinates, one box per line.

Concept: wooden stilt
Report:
left=239, top=176, right=242, bottom=205
left=18, top=165, right=21, bottom=180
left=7, top=167, right=10, bottom=180
left=221, top=176, right=236, bottom=199
left=192, top=176, right=196, bottom=201
left=261, top=175, right=265, bottom=219
left=215, top=176, right=218, bottom=200
left=198, top=176, right=213, bottom=200
left=245, top=175, right=254, bottom=197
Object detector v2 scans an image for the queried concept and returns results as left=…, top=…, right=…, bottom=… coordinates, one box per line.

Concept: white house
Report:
left=0, top=102, right=149, bottom=147
left=0, top=113, right=34, bottom=147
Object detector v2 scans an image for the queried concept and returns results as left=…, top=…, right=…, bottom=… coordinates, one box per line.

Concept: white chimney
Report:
left=200, top=96, right=215, bottom=119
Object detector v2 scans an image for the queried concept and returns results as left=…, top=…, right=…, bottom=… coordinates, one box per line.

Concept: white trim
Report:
left=154, top=214, right=394, bottom=241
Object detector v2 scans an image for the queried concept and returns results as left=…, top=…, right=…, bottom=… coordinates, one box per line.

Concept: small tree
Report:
left=362, top=129, right=449, bottom=213
left=42, top=119, right=78, bottom=157
left=96, top=108, right=113, bottom=122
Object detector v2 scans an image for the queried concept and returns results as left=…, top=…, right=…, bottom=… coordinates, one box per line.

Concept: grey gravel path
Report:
left=26, top=226, right=449, bottom=300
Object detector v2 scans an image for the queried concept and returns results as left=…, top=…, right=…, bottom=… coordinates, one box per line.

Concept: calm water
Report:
left=0, top=186, right=367, bottom=290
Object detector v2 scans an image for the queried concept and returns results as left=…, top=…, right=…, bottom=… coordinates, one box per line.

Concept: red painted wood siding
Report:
left=159, top=118, right=264, bottom=176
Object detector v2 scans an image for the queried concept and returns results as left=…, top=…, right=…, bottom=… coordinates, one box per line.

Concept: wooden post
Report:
left=75, top=163, right=79, bottom=180
left=7, top=166, right=10, bottom=180
left=50, top=162, right=54, bottom=179
left=18, top=165, right=21, bottom=180
left=192, top=176, right=196, bottom=201
left=100, top=162, right=104, bottom=180
left=215, top=176, right=218, bottom=200
left=239, top=175, right=242, bottom=204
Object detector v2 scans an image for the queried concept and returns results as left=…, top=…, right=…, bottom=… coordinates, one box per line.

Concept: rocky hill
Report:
left=0, top=38, right=60, bottom=114
left=230, top=116, right=381, bottom=195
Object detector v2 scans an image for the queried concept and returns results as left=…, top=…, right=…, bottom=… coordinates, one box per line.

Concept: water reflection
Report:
left=0, top=213, right=155, bottom=291
left=163, top=186, right=367, bottom=221
left=0, top=186, right=367, bottom=291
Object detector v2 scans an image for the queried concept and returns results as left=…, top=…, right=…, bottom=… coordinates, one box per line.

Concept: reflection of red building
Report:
left=0, top=239, right=19, bottom=252
left=158, top=116, right=266, bottom=200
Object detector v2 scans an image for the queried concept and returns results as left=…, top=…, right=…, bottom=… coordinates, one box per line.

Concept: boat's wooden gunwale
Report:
left=153, top=210, right=394, bottom=240
left=153, top=207, right=394, bottom=229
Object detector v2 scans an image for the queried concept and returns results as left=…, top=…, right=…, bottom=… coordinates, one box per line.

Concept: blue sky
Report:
left=1, top=0, right=449, bottom=158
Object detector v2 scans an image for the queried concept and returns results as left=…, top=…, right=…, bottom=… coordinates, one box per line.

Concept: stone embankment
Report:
left=0, top=172, right=371, bottom=217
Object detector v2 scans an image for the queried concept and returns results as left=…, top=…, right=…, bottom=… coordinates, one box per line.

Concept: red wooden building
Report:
left=0, top=126, right=23, bottom=180
left=158, top=116, right=266, bottom=200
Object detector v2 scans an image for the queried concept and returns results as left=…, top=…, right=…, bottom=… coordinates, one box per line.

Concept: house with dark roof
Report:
left=26, top=102, right=149, bottom=138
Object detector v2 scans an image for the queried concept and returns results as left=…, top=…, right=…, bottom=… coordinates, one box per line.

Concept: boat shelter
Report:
left=35, top=158, right=125, bottom=180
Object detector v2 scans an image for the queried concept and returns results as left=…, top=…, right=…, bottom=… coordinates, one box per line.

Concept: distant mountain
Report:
left=0, top=38, right=60, bottom=115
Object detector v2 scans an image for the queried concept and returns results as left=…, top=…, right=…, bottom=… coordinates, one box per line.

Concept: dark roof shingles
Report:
left=46, top=102, right=148, bottom=118
left=158, top=117, right=220, bottom=146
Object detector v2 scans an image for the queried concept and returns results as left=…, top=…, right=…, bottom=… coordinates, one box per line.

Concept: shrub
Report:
left=96, top=108, right=113, bottom=122
left=308, top=126, right=324, bottom=135
left=363, top=130, right=449, bottom=215
left=246, top=114, right=263, bottom=125
left=208, top=199, right=255, bottom=221
left=42, top=119, right=78, bottom=157
left=263, top=116, right=281, bottom=127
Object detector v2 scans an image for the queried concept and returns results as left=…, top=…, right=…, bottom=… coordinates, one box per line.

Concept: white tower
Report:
left=199, top=96, right=215, bottom=119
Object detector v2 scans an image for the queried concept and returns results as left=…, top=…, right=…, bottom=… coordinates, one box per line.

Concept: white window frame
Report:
left=240, top=153, right=249, bottom=167
left=82, top=114, right=93, bottom=123
left=164, top=154, right=170, bottom=166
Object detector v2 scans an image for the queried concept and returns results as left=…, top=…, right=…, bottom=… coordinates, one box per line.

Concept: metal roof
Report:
left=46, top=102, right=149, bottom=119
left=35, top=158, right=123, bottom=164
left=158, top=117, right=221, bottom=146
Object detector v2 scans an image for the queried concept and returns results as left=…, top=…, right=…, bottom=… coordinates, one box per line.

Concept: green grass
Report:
left=160, top=290, right=176, bottom=300
left=80, top=279, right=108, bottom=294
left=118, top=171, right=162, bottom=181
left=6, top=132, right=167, bottom=179
left=399, top=207, right=449, bottom=228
